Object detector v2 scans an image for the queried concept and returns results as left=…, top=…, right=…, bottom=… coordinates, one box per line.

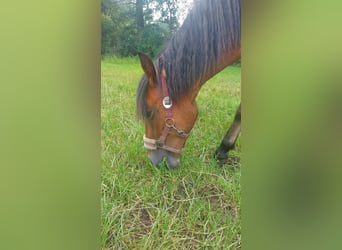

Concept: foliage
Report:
left=139, top=22, right=170, bottom=58
left=152, top=0, right=179, bottom=34
left=101, top=57, right=241, bottom=249
left=101, top=0, right=181, bottom=58
left=101, top=14, right=117, bottom=55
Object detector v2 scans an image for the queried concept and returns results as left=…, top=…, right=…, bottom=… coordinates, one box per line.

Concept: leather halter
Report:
left=143, top=69, right=191, bottom=154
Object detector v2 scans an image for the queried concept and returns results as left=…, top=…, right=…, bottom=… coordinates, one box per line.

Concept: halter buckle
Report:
left=162, top=96, right=172, bottom=109
left=156, top=141, right=163, bottom=148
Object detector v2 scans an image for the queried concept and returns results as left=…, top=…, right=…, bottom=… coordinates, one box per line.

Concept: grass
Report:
left=101, top=56, right=241, bottom=249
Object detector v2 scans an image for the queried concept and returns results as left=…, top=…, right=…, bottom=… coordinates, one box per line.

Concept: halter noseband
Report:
left=143, top=69, right=191, bottom=154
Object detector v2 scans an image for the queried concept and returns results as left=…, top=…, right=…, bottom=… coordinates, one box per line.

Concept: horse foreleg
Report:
left=214, top=103, right=241, bottom=163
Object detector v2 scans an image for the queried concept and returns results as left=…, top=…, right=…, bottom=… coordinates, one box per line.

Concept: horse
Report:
left=136, top=0, right=241, bottom=168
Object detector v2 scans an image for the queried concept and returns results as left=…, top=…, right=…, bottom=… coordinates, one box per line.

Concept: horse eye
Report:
left=145, top=109, right=154, bottom=120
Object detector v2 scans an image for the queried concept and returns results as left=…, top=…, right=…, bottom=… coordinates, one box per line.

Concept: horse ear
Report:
left=138, top=52, right=157, bottom=87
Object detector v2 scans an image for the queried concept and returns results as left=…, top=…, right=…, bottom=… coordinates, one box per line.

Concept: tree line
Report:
left=102, top=0, right=186, bottom=58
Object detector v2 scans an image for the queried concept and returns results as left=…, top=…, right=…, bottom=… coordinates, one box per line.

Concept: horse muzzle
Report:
left=147, top=148, right=180, bottom=168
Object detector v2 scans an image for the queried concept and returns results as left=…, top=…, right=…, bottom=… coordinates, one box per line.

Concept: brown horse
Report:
left=136, top=0, right=241, bottom=168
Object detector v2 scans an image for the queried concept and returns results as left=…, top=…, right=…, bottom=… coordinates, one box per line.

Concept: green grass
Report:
left=101, top=56, right=241, bottom=249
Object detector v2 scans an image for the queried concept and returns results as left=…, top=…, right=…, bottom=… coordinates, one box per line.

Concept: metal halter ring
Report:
left=165, top=118, right=175, bottom=128
left=162, top=96, right=172, bottom=109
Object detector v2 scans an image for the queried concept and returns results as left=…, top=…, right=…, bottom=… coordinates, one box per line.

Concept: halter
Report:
left=143, top=69, right=191, bottom=154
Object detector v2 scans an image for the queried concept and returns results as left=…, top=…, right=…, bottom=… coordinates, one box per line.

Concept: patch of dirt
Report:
left=201, top=185, right=225, bottom=206
left=139, top=208, right=152, bottom=228
left=218, top=156, right=240, bottom=167
left=225, top=203, right=239, bottom=220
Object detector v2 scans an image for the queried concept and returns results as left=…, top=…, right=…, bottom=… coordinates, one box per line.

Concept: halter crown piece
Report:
left=143, top=68, right=191, bottom=154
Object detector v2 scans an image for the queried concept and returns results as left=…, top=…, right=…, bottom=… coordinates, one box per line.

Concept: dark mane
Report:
left=137, top=0, right=241, bottom=119
left=136, top=74, right=150, bottom=119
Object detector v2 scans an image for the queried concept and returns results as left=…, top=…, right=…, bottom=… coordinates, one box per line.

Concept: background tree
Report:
left=154, top=0, right=179, bottom=34
left=136, top=0, right=144, bottom=34
left=101, top=0, right=120, bottom=55
left=101, top=0, right=185, bottom=58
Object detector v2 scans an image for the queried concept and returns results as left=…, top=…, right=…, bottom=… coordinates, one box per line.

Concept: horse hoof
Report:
left=214, top=150, right=228, bottom=161
left=215, top=151, right=240, bottom=166
left=219, top=156, right=240, bottom=165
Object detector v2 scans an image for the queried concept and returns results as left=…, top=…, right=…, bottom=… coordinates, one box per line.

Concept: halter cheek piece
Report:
left=143, top=69, right=191, bottom=154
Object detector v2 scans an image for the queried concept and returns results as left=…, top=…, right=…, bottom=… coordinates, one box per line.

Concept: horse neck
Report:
left=189, top=47, right=241, bottom=101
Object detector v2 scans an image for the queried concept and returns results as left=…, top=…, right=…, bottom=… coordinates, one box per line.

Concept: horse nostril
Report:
left=148, top=154, right=161, bottom=166
left=165, top=154, right=180, bottom=169
left=147, top=149, right=180, bottom=168
left=148, top=149, right=166, bottom=166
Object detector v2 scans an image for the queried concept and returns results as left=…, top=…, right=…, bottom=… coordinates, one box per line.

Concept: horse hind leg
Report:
left=214, top=104, right=241, bottom=163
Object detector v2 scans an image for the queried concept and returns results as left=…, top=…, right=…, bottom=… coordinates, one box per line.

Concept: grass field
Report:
left=101, top=57, right=241, bottom=249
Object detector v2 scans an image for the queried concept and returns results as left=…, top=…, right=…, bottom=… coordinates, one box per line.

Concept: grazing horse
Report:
left=136, top=0, right=241, bottom=168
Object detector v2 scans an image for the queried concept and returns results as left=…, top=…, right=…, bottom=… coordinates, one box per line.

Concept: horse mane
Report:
left=137, top=0, right=241, bottom=119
